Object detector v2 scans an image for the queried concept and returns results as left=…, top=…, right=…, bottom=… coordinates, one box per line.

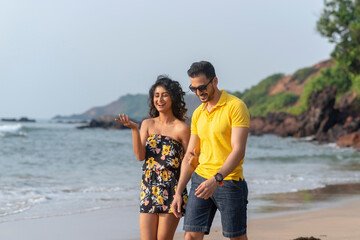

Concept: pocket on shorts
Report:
left=229, top=180, right=248, bottom=200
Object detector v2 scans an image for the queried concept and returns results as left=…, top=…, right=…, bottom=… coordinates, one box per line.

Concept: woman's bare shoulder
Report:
left=174, top=120, right=190, bottom=140
left=141, top=118, right=154, bottom=125
left=140, top=118, right=154, bottom=133
left=175, top=119, right=190, bottom=130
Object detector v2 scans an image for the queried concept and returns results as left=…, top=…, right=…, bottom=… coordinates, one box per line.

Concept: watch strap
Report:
left=214, top=173, right=224, bottom=186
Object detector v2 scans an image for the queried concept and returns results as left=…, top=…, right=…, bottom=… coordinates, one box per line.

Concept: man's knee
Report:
left=184, top=231, right=204, bottom=240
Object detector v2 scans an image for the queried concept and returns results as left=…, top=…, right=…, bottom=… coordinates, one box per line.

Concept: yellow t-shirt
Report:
left=191, top=90, right=250, bottom=180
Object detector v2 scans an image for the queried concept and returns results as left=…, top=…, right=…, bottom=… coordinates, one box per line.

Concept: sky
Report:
left=0, top=0, right=334, bottom=119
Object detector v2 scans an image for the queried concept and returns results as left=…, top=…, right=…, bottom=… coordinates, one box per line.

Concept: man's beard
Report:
left=198, top=88, right=214, bottom=103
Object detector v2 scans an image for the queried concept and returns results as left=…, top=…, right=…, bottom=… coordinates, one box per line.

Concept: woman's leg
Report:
left=139, top=213, right=159, bottom=240
left=157, top=213, right=180, bottom=240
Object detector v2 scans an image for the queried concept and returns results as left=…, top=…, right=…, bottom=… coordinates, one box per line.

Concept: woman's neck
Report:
left=158, top=112, right=176, bottom=125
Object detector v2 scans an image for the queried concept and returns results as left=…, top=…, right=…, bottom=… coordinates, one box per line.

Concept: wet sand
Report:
left=1, top=183, right=360, bottom=240
left=171, top=196, right=360, bottom=240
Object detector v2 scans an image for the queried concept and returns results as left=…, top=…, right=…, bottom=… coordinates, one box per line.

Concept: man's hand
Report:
left=115, top=114, right=138, bottom=129
left=171, top=194, right=183, bottom=218
left=195, top=177, right=218, bottom=199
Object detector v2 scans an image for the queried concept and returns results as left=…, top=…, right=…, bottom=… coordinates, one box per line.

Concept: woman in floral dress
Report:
left=115, top=75, right=190, bottom=240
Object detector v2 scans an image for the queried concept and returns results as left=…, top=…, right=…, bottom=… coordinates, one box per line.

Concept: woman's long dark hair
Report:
left=148, top=75, right=187, bottom=122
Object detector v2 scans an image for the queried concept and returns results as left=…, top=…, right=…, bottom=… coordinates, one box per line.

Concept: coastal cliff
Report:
left=243, top=59, right=360, bottom=149
left=249, top=85, right=360, bottom=149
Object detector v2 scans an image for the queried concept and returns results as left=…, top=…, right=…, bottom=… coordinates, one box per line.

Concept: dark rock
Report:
left=250, top=85, right=360, bottom=148
left=337, top=92, right=360, bottom=115
left=249, top=117, right=266, bottom=136
left=294, top=85, right=338, bottom=138
left=337, top=132, right=360, bottom=149
left=293, top=237, right=321, bottom=240
left=55, top=120, right=88, bottom=124
left=321, top=124, right=348, bottom=142
left=273, top=113, right=297, bottom=137
left=77, top=115, right=140, bottom=130
left=1, top=118, right=17, bottom=122
left=250, top=112, right=297, bottom=137
left=1, top=117, right=36, bottom=122
left=18, top=117, right=36, bottom=122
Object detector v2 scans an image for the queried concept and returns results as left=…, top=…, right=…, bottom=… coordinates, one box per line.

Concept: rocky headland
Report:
left=1, top=117, right=36, bottom=122
left=76, top=115, right=140, bottom=130
left=250, top=85, right=360, bottom=149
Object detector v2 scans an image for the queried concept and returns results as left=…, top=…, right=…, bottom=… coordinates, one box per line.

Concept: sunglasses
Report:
left=189, top=78, right=213, bottom=93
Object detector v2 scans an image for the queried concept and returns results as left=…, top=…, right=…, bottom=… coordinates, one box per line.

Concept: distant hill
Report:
left=53, top=93, right=201, bottom=121
left=55, top=58, right=359, bottom=121
left=233, top=59, right=336, bottom=117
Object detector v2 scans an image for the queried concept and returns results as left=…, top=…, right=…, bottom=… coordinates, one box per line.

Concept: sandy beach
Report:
left=171, top=196, right=360, bottom=240
left=1, top=195, right=359, bottom=240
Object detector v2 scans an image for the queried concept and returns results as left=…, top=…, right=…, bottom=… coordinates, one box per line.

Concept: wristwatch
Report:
left=214, top=173, right=224, bottom=186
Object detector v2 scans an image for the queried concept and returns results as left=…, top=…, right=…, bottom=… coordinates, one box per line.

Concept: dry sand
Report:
left=172, top=197, right=360, bottom=240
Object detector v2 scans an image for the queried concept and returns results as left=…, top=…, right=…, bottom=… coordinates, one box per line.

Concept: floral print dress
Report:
left=140, top=134, right=188, bottom=214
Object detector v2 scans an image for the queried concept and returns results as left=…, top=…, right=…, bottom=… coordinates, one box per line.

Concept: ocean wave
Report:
left=0, top=124, right=26, bottom=137
left=0, top=124, right=23, bottom=132
left=247, top=152, right=352, bottom=163
left=0, top=196, right=48, bottom=218
left=61, top=185, right=136, bottom=194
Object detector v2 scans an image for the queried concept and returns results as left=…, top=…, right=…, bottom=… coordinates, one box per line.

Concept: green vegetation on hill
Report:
left=290, top=66, right=317, bottom=84
left=287, top=63, right=354, bottom=115
left=234, top=0, right=360, bottom=117
left=234, top=73, right=284, bottom=106
left=233, top=73, right=298, bottom=117
left=248, top=93, right=299, bottom=117
left=118, top=94, right=149, bottom=120
left=288, top=0, right=360, bottom=115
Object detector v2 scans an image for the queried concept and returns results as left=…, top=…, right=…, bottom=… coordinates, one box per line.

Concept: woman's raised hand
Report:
left=115, top=114, right=138, bottom=129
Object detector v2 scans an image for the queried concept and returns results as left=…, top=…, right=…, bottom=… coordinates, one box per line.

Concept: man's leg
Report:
left=183, top=172, right=217, bottom=237
left=185, top=231, right=205, bottom=240
left=214, top=179, right=248, bottom=239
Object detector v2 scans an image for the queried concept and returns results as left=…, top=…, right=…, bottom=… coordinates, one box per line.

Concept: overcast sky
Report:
left=0, top=0, right=333, bottom=119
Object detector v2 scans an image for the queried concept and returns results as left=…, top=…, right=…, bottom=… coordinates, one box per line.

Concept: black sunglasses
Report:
left=189, top=78, right=213, bottom=93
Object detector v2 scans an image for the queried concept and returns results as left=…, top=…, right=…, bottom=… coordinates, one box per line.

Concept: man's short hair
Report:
left=187, top=61, right=216, bottom=80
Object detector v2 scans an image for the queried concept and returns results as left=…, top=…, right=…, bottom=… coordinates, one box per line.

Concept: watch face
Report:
left=215, top=173, right=223, bottom=182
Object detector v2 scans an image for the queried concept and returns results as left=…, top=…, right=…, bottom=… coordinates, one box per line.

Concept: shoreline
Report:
left=1, top=183, right=360, bottom=240
left=170, top=195, right=360, bottom=240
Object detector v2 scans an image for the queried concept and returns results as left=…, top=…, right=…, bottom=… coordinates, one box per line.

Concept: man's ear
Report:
left=213, top=77, right=218, bottom=87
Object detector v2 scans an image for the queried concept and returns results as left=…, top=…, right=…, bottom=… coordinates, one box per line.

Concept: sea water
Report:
left=1, top=120, right=360, bottom=223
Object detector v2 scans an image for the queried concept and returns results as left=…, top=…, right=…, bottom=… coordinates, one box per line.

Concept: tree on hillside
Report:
left=317, top=0, right=360, bottom=75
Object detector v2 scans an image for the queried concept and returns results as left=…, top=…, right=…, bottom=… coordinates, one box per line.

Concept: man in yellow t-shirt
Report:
left=172, top=61, right=250, bottom=240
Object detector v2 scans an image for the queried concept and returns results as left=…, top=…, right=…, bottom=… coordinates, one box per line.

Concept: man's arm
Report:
left=172, top=134, right=200, bottom=218
left=194, top=127, right=249, bottom=199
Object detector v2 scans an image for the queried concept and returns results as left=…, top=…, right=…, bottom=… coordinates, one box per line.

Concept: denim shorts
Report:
left=183, top=172, right=248, bottom=238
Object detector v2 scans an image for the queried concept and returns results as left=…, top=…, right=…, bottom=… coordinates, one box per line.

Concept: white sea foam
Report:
left=0, top=195, right=48, bottom=218
left=0, top=124, right=22, bottom=132
left=0, top=124, right=26, bottom=136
